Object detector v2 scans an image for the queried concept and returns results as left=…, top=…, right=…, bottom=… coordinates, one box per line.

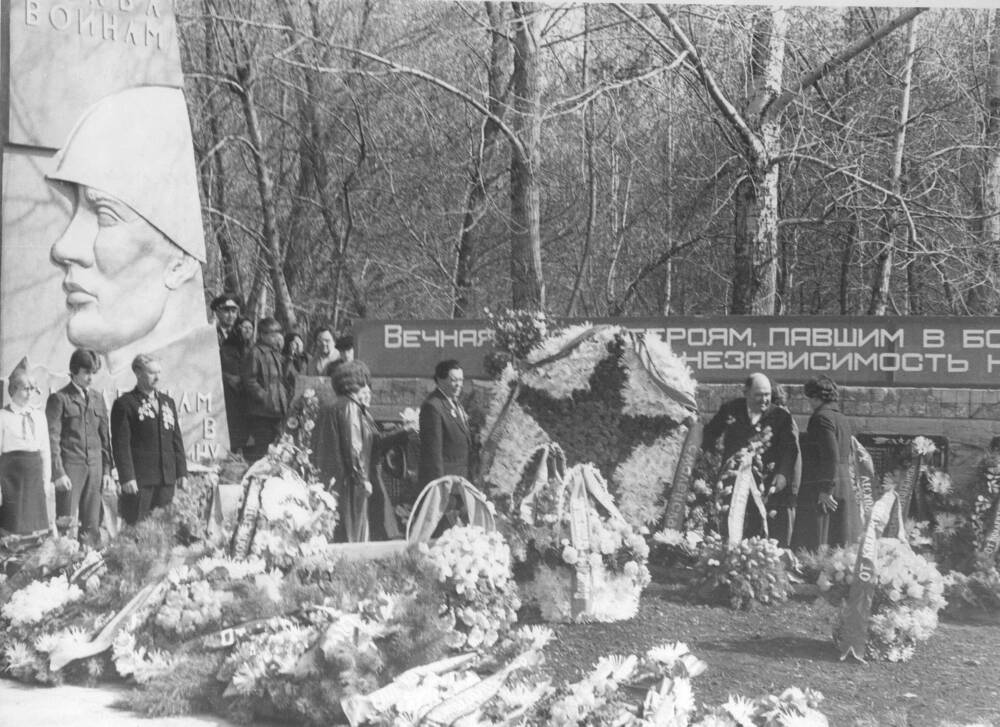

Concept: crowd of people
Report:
left=0, top=290, right=855, bottom=555
left=212, top=295, right=356, bottom=460
left=211, top=294, right=473, bottom=544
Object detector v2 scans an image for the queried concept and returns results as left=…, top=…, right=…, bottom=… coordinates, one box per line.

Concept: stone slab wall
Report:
left=371, top=377, right=1000, bottom=491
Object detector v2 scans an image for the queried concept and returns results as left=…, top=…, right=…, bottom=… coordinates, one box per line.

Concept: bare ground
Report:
left=540, top=582, right=1000, bottom=727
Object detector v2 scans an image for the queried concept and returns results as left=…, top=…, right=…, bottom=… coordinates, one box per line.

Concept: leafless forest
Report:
left=180, top=2, right=1000, bottom=330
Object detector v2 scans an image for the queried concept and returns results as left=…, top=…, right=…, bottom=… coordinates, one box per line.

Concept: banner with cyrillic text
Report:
left=354, top=316, right=1000, bottom=387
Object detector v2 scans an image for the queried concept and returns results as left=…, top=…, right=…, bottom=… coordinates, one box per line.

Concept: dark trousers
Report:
left=245, top=416, right=283, bottom=461
left=56, top=461, right=103, bottom=543
left=791, top=498, right=846, bottom=551
left=120, top=484, right=175, bottom=526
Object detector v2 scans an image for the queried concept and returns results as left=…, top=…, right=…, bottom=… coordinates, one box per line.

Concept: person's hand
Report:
left=122, top=479, right=139, bottom=495
left=102, top=474, right=115, bottom=494
left=364, top=480, right=373, bottom=496
left=54, top=474, right=73, bottom=493
left=819, top=492, right=838, bottom=512
left=771, top=474, right=787, bottom=493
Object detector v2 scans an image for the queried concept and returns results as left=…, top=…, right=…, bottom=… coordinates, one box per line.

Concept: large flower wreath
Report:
left=480, top=317, right=699, bottom=531
left=498, top=444, right=651, bottom=622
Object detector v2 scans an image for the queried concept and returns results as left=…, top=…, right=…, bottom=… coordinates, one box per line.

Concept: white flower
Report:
left=926, top=469, right=952, bottom=495
left=593, top=654, right=637, bottom=683
left=1, top=575, right=83, bottom=627
left=722, top=694, right=757, bottom=726
left=647, top=642, right=691, bottom=667
left=654, top=528, right=685, bottom=547
left=562, top=545, right=579, bottom=565
left=517, top=625, right=555, bottom=651
left=911, top=436, right=937, bottom=456
left=4, top=641, right=35, bottom=671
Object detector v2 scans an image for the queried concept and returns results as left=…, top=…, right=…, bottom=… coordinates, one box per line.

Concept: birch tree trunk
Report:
left=509, top=2, right=546, bottom=312
left=732, top=7, right=786, bottom=315
left=983, top=8, right=1000, bottom=312
left=567, top=2, right=596, bottom=317
left=868, top=16, right=918, bottom=315
left=235, top=63, right=298, bottom=329
left=453, top=2, right=509, bottom=318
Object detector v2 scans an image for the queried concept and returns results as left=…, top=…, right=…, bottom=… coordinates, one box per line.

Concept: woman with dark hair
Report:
left=282, top=332, right=308, bottom=383
left=793, top=375, right=854, bottom=550
left=220, top=316, right=254, bottom=454
left=312, top=361, right=414, bottom=542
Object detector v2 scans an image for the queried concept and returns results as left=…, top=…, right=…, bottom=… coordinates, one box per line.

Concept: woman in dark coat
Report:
left=220, top=317, right=254, bottom=454
left=793, top=375, right=854, bottom=550
left=312, top=361, right=413, bottom=542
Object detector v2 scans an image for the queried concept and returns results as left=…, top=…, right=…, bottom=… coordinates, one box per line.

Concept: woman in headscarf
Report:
left=0, top=362, right=53, bottom=535
left=793, top=375, right=854, bottom=550
left=312, top=361, right=413, bottom=542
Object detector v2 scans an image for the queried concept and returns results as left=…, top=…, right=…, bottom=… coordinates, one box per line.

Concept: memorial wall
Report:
left=354, top=317, right=1000, bottom=493
left=0, top=0, right=228, bottom=460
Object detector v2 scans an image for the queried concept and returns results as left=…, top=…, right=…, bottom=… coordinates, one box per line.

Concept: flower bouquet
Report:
left=943, top=556, right=1000, bottom=615
left=691, top=534, right=790, bottom=610
left=504, top=447, right=651, bottom=623
left=420, top=525, right=520, bottom=651
left=228, top=439, right=339, bottom=566
left=531, top=641, right=827, bottom=727
left=832, top=537, right=945, bottom=662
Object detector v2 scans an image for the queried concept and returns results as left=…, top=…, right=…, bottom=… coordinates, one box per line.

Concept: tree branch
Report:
left=279, top=46, right=529, bottom=162
left=644, top=4, right=763, bottom=157
left=766, top=7, right=927, bottom=120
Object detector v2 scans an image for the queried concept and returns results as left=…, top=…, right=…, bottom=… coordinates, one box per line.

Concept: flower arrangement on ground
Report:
left=421, top=524, right=521, bottom=650
left=824, top=537, right=945, bottom=662
left=226, top=439, right=339, bottom=567
left=525, top=641, right=827, bottom=726
left=943, top=556, right=1000, bottom=614
left=481, top=320, right=698, bottom=530
left=690, top=534, right=790, bottom=610
left=501, top=445, right=650, bottom=622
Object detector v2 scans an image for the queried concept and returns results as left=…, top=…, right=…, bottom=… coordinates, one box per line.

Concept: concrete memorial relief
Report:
left=1, top=0, right=229, bottom=461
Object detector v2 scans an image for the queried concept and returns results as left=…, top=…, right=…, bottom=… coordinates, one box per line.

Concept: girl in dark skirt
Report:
left=0, top=363, right=52, bottom=535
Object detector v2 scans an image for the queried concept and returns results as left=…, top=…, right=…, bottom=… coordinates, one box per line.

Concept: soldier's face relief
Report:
left=50, top=185, right=179, bottom=353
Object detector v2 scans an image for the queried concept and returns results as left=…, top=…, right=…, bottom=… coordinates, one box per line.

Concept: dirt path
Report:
left=0, top=679, right=239, bottom=727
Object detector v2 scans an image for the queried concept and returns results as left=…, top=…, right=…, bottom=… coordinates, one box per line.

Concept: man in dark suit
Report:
left=702, top=372, right=799, bottom=544
left=46, top=348, right=114, bottom=543
left=111, top=354, right=187, bottom=526
left=211, top=294, right=242, bottom=347
left=241, top=317, right=290, bottom=460
left=418, top=360, right=472, bottom=486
